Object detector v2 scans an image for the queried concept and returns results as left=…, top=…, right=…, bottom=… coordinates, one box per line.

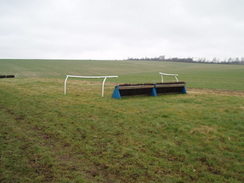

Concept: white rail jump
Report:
left=64, top=75, right=118, bottom=97
left=159, top=72, right=179, bottom=82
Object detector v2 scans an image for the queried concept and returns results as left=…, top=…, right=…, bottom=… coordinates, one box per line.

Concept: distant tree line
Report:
left=126, top=55, right=244, bottom=65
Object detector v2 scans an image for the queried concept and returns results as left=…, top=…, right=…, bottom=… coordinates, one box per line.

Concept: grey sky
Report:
left=0, top=0, right=243, bottom=60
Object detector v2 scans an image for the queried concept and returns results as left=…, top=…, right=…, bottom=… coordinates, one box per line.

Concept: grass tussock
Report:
left=1, top=78, right=244, bottom=182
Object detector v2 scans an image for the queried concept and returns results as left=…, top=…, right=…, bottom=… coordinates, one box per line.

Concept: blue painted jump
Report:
left=112, top=82, right=187, bottom=99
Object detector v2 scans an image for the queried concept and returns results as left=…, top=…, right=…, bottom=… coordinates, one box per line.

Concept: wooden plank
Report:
left=118, top=85, right=154, bottom=90
left=155, top=84, right=185, bottom=88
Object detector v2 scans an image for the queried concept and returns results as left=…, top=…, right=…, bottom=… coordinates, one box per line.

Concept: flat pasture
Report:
left=0, top=59, right=244, bottom=182
left=0, top=59, right=244, bottom=90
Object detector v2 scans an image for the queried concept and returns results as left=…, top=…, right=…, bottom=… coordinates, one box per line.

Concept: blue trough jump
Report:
left=112, top=82, right=187, bottom=99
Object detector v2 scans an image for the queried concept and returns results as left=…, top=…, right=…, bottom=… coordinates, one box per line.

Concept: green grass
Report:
left=0, top=59, right=244, bottom=90
left=0, top=59, right=244, bottom=182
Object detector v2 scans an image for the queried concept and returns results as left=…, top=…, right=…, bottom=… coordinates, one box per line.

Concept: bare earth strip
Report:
left=188, top=88, right=244, bottom=97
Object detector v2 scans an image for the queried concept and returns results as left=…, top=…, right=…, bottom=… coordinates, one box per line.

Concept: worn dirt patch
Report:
left=190, top=125, right=217, bottom=135
left=188, top=88, right=244, bottom=97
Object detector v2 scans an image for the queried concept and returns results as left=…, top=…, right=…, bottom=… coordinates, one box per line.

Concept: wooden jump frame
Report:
left=64, top=75, right=118, bottom=97
left=112, top=72, right=186, bottom=99
left=0, top=75, right=15, bottom=78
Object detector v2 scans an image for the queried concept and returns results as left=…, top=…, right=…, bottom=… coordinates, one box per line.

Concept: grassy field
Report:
left=0, top=59, right=244, bottom=182
left=0, top=59, right=244, bottom=90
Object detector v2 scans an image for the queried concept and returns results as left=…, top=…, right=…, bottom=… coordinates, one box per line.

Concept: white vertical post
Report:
left=64, top=75, right=69, bottom=95
left=174, top=75, right=179, bottom=82
left=102, top=77, right=107, bottom=97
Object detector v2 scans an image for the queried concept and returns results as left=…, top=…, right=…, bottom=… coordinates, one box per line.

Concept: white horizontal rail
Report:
left=159, top=72, right=179, bottom=82
left=64, top=75, right=118, bottom=97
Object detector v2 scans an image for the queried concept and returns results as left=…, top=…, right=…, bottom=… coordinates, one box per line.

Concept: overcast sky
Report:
left=0, top=0, right=243, bottom=60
